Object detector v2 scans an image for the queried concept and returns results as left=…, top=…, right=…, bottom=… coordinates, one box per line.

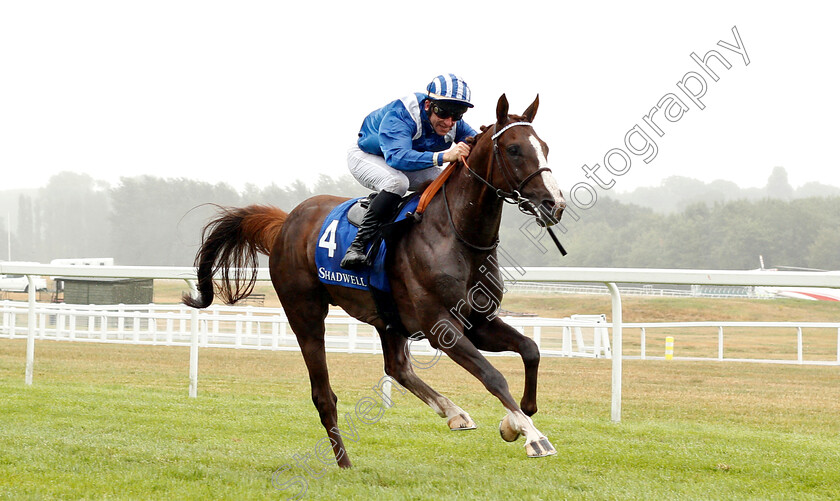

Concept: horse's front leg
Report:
left=464, top=317, right=540, bottom=417
left=425, top=315, right=556, bottom=458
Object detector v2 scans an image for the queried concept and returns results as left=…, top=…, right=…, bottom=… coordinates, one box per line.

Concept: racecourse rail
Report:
left=2, top=262, right=839, bottom=423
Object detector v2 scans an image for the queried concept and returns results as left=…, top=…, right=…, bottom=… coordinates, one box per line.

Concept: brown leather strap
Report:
left=415, top=158, right=461, bottom=215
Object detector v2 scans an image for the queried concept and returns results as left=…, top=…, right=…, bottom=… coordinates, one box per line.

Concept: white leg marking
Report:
left=505, top=408, right=544, bottom=444
left=505, top=409, right=556, bottom=456
left=426, top=397, right=448, bottom=418
left=430, top=395, right=471, bottom=422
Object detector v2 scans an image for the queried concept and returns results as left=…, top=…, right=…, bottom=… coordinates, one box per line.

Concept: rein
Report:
left=442, top=181, right=500, bottom=251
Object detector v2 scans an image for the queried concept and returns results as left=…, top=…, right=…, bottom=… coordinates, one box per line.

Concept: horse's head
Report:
left=476, top=94, right=566, bottom=226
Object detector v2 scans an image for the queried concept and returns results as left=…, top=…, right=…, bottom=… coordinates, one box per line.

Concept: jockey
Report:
left=341, top=73, right=478, bottom=269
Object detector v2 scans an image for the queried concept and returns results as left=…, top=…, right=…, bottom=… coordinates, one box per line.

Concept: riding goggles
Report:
left=431, top=102, right=468, bottom=121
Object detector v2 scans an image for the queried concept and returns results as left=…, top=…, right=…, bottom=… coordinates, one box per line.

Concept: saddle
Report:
left=315, top=193, right=421, bottom=338
left=346, top=192, right=421, bottom=228
left=346, top=195, right=373, bottom=227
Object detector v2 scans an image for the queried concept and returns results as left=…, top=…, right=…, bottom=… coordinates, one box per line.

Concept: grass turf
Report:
left=2, top=336, right=839, bottom=500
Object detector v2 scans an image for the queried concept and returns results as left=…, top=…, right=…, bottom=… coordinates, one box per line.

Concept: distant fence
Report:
left=506, top=282, right=761, bottom=299
left=2, top=262, right=839, bottom=422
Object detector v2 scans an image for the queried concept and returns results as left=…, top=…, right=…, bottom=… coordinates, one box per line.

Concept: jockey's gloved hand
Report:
left=442, top=142, right=471, bottom=163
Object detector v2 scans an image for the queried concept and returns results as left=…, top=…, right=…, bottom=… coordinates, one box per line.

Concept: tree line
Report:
left=2, top=169, right=839, bottom=271
left=3, top=172, right=370, bottom=266
left=503, top=195, right=840, bottom=270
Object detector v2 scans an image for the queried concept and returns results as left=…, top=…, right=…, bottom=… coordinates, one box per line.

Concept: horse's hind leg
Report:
left=378, top=330, right=476, bottom=430
left=285, top=297, right=353, bottom=469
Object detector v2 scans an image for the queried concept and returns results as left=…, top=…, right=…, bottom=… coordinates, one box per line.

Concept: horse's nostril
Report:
left=540, top=199, right=566, bottom=226
left=539, top=200, right=563, bottom=224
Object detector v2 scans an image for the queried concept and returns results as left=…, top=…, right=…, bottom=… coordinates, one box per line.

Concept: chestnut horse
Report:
left=184, top=94, right=566, bottom=467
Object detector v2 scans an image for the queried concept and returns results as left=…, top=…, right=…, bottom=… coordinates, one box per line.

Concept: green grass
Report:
left=2, top=338, right=840, bottom=500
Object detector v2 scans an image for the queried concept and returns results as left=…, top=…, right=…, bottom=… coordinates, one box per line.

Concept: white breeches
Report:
left=347, top=144, right=442, bottom=196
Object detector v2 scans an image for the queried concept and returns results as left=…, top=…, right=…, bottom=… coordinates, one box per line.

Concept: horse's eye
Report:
left=506, top=145, right=521, bottom=156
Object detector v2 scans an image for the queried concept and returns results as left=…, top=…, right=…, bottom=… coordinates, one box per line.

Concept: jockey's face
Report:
left=424, top=100, right=464, bottom=136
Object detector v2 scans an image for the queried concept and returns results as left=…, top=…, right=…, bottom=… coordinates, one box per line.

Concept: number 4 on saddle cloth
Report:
left=315, top=193, right=420, bottom=293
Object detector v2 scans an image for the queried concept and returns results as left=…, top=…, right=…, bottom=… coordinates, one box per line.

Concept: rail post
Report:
left=25, top=275, right=36, bottom=385
left=797, top=327, right=803, bottom=364
left=189, top=307, right=199, bottom=398
left=606, top=282, right=622, bottom=423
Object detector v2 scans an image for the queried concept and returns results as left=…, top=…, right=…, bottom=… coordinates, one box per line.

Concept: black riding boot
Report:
left=340, top=191, right=402, bottom=269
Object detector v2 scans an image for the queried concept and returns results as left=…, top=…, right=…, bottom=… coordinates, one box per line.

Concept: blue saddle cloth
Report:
left=315, top=195, right=419, bottom=293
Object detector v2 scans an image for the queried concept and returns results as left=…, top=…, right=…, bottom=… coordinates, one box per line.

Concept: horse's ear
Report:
left=523, top=94, right=539, bottom=122
left=496, top=94, right=509, bottom=124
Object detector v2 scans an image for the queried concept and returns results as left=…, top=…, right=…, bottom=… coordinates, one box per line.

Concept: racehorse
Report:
left=184, top=94, right=566, bottom=467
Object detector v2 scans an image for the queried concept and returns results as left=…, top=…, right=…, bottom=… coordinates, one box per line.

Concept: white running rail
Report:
left=2, top=262, right=839, bottom=421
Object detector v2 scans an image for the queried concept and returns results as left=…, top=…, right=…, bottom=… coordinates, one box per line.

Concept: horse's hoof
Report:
left=499, top=415, right=521, bottom=442
left=447, top=413, right=476, bottom=431
left=525, top=436, right=557, bottom=458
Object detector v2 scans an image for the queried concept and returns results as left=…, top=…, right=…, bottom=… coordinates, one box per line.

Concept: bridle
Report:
left=442, top=121, right=558, bottom=252
left=442, top=121, right=549, bottom=250
left=467, top=121, right=553, bottom=214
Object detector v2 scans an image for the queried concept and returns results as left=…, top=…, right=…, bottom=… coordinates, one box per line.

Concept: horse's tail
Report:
left=182, top=205, right=288, bottom=309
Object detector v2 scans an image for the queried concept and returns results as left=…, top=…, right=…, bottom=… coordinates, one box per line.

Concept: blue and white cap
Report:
left=426, top=73, right=473, bottom=108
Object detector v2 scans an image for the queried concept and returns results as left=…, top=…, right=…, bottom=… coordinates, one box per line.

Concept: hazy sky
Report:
left=2, top=1, right=838, bottom=197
